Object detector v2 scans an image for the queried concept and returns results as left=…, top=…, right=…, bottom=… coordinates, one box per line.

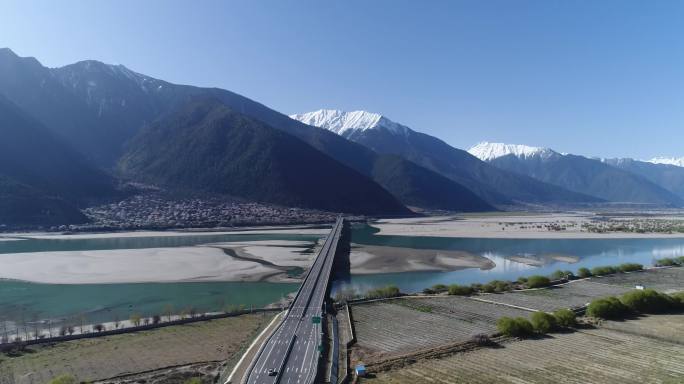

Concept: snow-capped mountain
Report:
left=290, top=109, right=410, bottom=136
left=470, top=143, right=682, bottom=206
left=648, top=157, right=684, bottom=168
left=468, top=142, right=558, bottom=161
left=292, top=109, right=601, bottom=206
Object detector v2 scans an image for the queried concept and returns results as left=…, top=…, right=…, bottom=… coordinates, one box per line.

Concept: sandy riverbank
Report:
left=372, top=214, right=684, bottom=239
left=349, top=244, right=495, bottom=274
left=3, top=227, right=329, bottom=240
left=0, top=247, right=273, bottom=284
left=508, top=253, right=579, bottom=266
left=0, top=240, right=319, bottom=284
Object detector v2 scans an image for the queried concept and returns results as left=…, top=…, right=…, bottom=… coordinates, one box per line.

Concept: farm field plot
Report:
left=589, top=267, right=684, bottom=293
left=601, top=314, right=684, bottom=345
left=479, top=280, right=631, bottom=312
left=363, top=317, right=684, bottom=384
left=351, top=297, right=530, bottom=360
left=0, top=312, right=273, bottom=384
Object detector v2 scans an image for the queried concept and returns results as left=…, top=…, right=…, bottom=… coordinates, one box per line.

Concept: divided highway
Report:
left=245, top=217, right=344, bottom=384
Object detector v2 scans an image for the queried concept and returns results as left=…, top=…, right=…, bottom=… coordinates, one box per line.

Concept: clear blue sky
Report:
left=1, top=0, right=683, bottom=159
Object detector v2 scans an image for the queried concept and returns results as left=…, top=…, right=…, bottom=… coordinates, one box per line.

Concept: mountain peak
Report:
left=0, top=47, right=43, bottom=68
left=468, top=142, right=557, bottom=161
left=648, top=156, right=684, bottom=168
left=66, top=60, right=146, bottom=80
left=0, top=47, right=18, bottom=57
left=290, top=109, right=410, bottom=136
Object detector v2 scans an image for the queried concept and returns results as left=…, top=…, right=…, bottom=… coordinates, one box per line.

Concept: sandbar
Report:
left=349, top=244, right=494, bottom=274
left=8, top=227, right=329, bottom=240
left=0, top=246, right=281, bottom=284
left=372, top=214, right=684, bottom=239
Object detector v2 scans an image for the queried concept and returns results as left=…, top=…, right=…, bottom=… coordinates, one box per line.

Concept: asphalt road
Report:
left=246, top=217, right=343, bottom=384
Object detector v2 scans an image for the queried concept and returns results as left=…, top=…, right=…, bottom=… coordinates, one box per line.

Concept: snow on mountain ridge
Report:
left=468, top=142, right=557, bottom=161
left=290, top=109, right=410, bottom=136
left=648, top=157, right=684, bottom=168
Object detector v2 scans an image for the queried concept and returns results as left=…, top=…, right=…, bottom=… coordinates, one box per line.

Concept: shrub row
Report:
left=423, top=259, right=667, bottom=297
left=654, top=256, right=684, bottom=267
left=496, top=308, right=577, bottom=337
left=525, top=275, right=551, bottom=288
left=447, top=284, right=474, bottom=296
left=586, top=289, right=683, bottom=319
left=427, top=280, right=513, bottom=296
left=365, top=285, right=401, bottom=299
left=576, top=262, right=644, bottom=278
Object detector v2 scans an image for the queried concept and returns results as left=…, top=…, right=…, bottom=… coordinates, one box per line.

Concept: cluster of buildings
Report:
left=76, top=193, right=337, bottom=231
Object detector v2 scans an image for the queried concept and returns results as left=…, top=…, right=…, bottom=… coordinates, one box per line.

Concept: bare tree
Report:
left=79, top=316, right=87, bottom=334
left=130, top=313, right=142, bottom=327
left=164, top=304, right=174, bottom=322
left=31, top=317, right=40, bottom=341
left=1, top=317, right=8, bottom=343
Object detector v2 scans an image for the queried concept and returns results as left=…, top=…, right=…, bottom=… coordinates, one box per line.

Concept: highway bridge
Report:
left=245, top=217, right=344, bottom=384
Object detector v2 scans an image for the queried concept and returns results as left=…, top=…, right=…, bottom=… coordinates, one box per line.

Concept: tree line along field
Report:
left=0, top=312, right=274, bottom=384
left=361, top=316, right=684, bottom=384
left=454, top=267, right=683, bottom=313
left=477, top=280, right=632, bottom=312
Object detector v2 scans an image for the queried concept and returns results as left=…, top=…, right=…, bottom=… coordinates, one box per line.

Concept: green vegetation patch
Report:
left=586, top=296, right=628, bottom=319
left=654, top=256, right=684, bottom=267
left=620, top=289, right=678, bottom=314
left=447, top=284, right=474, bottom=296
left=496, top=316, right=534, bottom=338
left=526, top=275, right=551, bottom=289
left=365, top=285, right=401, bottom=299
left=530, top=311, right=557, bottom=333
left=553, top=309, right=577, bottom=328
left=577, top=267, right=592, bottom=278
left=591, top=265, right=618, bottom=276
left=618, top=263, right=643, bottom=273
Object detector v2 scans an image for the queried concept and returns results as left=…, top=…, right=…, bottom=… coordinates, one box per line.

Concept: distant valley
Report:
left=1, top=48, right=683, bottom=229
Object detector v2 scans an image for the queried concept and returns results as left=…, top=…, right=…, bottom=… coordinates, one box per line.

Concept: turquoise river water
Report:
left=1, top=224, right=683, bottom=326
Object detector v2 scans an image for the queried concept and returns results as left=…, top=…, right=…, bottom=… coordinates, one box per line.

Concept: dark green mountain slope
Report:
left=0, top=95, right=117, bottom=203
left=489, top=152, right=683, bottom=206
left=603, top=158, right=684, bottom=200
left=0, top=176, right=87, bottom=226
left=0, top=48, right=495, bottom=212
left=370, top=155, right=493, bottom=211
left=0, top=96, right=117, bottom=225
left=119, top=100, right=410, bottom=215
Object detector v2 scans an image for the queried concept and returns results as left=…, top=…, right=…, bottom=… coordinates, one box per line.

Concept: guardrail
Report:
left=329, top=315, right=339, bottom=383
